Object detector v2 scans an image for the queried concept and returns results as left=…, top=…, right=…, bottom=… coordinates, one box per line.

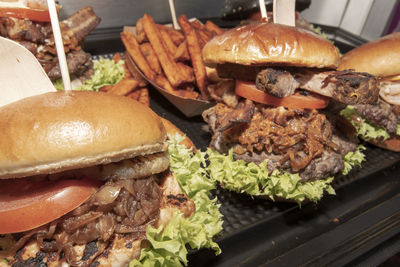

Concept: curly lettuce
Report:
left=310, top=24, right=342, bottom=56
left=206, top=145, right=365, bottom=204
left=131, top=134, right=223, bottom=267
left=311, top=25, right=331, bottom=42
left=340, top=106, right=397, bottom=141
left=54, top=58, right=124, bottom=91
left=343, top=145, right=366, bottom=175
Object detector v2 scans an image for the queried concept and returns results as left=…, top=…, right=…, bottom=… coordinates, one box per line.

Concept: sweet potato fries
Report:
left=121, top=14, right=224, bottom=101
left=100, top=53, right=150, bottom=106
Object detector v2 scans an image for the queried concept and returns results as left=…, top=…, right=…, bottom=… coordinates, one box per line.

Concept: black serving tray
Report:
left=148, top=83, right=400, bottom=267
left=88, top=26, right=400, bottom=265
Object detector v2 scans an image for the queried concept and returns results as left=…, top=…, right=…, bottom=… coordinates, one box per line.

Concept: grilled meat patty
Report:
left=352, top=99, right=400, bottom=135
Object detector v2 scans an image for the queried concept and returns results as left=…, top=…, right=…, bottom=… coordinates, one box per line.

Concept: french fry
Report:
left=113, top=52, right=123, bottom=63
left=177, top=62, right=196, bottom=78
left=179, top=89, right=200, bottom=99
left=122, top=63, right=131, bottom=78
left=137, top=87, right=150, bottom=106
left=142, top=14, right=194, bottom=87
left=124, top=53, right=148, bottom=87
left=107, top=78, right=139, bottom=96
left=198, top=28, right=213, bottom=43
left=178, top=15, right=210, bottom=100
left=126, top=89, right=140, bottom=101
left=121, top=31, right=156, bottom=81
left=99, top=84, right=114, bottom=93
left=159, top=29, right=178, bottom=56
left=126, top=87, right=149, bottom=106
left=174, top=41, right=190, bottom=62
left=190, top=18, right=205, bottom=31
left=191, top=20, right=213, bottom=42
left=139, top=43, right=162, bottom=74
left=155, top=75, right=179, bottom=95
left=157, top=24, right=185, bottom=45
left=179, top=83, right=195, bottom=92
left=195, top=30, right=207, bottom=49
left=136, top=18, right=147, bottom=43
left=205, top=20, right=224, bottom=35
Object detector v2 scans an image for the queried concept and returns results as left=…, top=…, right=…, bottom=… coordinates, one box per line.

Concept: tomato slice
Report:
left=0, top=178, right=101, bottom=234
left=0, top=7, right=50, bottom=22
left=235, top=80, right=329, bottom=109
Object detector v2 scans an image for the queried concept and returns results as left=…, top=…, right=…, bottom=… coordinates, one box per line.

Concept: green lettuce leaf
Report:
left=310, top=24, right=342, bottom=56
left=340, top=106, right=391, bottom=141
left=54, top=58, right=125, bottom=91
left=311, top=25, right=331, bottom=42
left=206, top=145, right=365, bottom=204
left=342, top=145, right=366, bottom=175
left=131, top=134, right=223, bottom=267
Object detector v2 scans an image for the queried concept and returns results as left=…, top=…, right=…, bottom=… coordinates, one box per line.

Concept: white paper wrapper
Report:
left=0, top=37, right=55, bottom=107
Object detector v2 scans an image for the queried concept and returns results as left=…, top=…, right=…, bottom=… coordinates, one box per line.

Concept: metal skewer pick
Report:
left=47, top=0, right=71, bottom=90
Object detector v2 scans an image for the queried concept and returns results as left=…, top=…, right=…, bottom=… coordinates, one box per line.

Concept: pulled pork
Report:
left=203, top=100, right=356, bottom=181
left=255, top=68, right=379, bottom=105
left=0, top=6, right=100, bottom=81
left=4, top=176, right=162, bottom=267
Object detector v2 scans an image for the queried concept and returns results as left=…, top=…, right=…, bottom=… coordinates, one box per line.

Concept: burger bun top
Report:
left=202, top=22, right=340, bottom=69
left=338, top=32, right=400, bottom=78
left=0, top=91, right=167, bottom=179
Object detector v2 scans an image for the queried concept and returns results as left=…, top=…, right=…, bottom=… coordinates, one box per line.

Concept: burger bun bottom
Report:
left=369, top=135, right=400, bottom=152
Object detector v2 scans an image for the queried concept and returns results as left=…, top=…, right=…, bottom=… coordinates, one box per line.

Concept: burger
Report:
left=0, top=91, right=221, bottom=266
left=338, top=32, right=400, bottom=151
left=201, top=23, right=374, bottom=203
left=0, top=0, right=100, bottom=82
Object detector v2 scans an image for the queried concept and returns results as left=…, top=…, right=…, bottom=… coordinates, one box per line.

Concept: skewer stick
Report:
left=258, top=0, right=268, bottom=22
left=273, top=0, right=296, bottom=26
left=47, top=0, right=71, bottom=90
left=168, top=0, right=179, bottom=29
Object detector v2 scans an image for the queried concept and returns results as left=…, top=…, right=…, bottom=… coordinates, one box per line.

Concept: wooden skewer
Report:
left=273, top=0, right=296, bottom=26
left=258, top=0, right=268, bottom=22
left=47, top=0, right=71, bottom=90
left=168, top=0, right=179, bottom=29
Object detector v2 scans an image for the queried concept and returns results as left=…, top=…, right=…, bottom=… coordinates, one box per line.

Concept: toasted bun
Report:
left=160, top=117, right=196, bottom=150
left=202, top=23, right=339, bottom=68
left=338, top=32, right=400, bottom=78
left=368, top=135, right=400, bottom=152
left=345, top=113, right=400, bottom=152
left=0, top=91, right=166, bottom=179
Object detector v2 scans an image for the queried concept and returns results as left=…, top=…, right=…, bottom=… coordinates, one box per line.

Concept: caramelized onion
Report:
left=7, top=176, right=162, bottom=266
left=62, top=211, right=103, bottom=233
left=97, top=214, right=115, bottom=241
left=91, top=185, right=122, bottom=205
